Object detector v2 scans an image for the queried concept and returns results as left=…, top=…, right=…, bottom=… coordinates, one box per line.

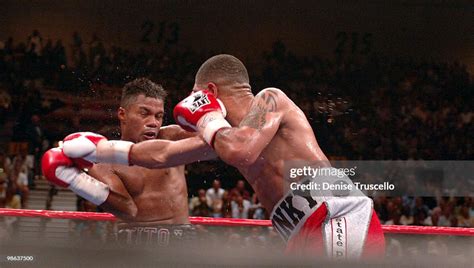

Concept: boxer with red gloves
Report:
left=43, top=78, right=216, bottom=245
left=60, top=91, right=228, bottom=168
left=55, top=56, right=385, bottom=258
left=172, top=55, right=385, bottom=259
left=60, top=124, right=215, bottom=169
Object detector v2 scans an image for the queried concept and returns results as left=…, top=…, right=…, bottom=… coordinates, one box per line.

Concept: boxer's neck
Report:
left=221, top=92, right=253, bottom=126
left=120, top=134, right=136, bottom=143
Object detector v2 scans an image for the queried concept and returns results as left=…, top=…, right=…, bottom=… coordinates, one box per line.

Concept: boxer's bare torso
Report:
left=215, top=88, right=329, bottom=212
left=89, top=126, right=194, bottom=227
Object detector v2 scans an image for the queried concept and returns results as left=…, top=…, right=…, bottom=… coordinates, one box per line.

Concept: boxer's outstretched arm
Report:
left=129, top=136, right=216, bottom=169
left=88, top=164, right=138, bottom=221
left=213, top=89, right=284, bottom=167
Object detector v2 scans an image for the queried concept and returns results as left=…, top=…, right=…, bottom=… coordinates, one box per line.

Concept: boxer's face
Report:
left=118, top=94, right=164, bottom=142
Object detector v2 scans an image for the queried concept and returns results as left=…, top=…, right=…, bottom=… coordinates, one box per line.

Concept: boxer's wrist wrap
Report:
left=96, top=140, right=134, bottom=165
left=198, top=112, right=231, bottom=146
left=57, top=167, right=110, bottom=206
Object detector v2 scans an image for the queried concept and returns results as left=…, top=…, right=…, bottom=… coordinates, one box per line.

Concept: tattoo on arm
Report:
left=239, top=90, right=278, bottom=130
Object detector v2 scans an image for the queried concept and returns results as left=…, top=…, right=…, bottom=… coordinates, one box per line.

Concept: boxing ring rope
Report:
left=1, top=208, right=473, bottom=236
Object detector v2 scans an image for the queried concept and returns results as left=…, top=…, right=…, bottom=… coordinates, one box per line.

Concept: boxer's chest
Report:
left=113, top=165, right=181, bottom=196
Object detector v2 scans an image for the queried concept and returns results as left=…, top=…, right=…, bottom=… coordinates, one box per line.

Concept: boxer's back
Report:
left=237, top=88, right=329, bottom=212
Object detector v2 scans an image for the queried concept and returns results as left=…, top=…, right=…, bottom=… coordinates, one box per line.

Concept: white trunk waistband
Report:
left=270, top=173, right=374, bottom=259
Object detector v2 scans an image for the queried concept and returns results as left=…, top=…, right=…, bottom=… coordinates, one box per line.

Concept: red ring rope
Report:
left=1, top=208, right=473, bottom=236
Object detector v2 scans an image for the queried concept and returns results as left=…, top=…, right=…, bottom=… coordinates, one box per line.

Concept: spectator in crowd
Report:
left=189, top=189, right=208, bottom=215
left=413, top=209, right=428, bottom=226
left=45, top=183, right=58, bottom=210
left=468, top=198, right=474, bottom=226
left=374, top=195, right=389, bottom=223
left=250, top=193, right=267, bottom=220
left=53, top=40, right=67, bottom=70
left=425, top=207, right=442, bottom=226
left=9, top=155, right=29, bottom=208
left=4, top=180, right=21, bottom=209
left=209, top=191, right=224, bottom=218
left=25, top=114, right=46, bottom=179
left=438, top=202, right=455, bottom=226
left=457, top=204, right=471, bottom=227
left=206, top=179, right=225, bottom=208
left=385, top=206, right=402, bottom=225
left=0, top=169, right=7, bottom=207
left=0, top=150, right=11, bottom=173
left=412, top=197, right=430, bottom=221
left=230, top=179, right=251, bottom=201
left=189, top=189, right=211, bottom=217
left=399, top=205, right=414, bottom=225
left=0, top=88, right=11, bottom=125
left=231, top=193, right=252, bottom=219
left=27, top=30, right=43, bottom=56
left=221, top=190, right=233, bottom=218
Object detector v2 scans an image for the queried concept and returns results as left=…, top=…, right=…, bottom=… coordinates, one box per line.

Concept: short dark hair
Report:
left=195, top=54, right=249, bottom=85
left=121, top=78, right=167, bottom=107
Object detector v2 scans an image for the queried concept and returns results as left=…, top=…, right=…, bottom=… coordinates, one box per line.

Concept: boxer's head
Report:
left=119, top=78, right=167, bottom=142
left=193, top=55, right=252, bottom=123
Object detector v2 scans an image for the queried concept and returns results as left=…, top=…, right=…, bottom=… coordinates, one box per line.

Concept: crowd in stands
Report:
left=0, top=149, right=31, bottom=209
left=0, top=31, right=472, bottom=229
left=189, top=179, right=265, bottom=220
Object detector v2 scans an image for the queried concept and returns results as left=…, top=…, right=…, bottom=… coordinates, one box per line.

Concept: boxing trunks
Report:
left=271, top=174, right=385, bottom=259
left=117, top=224, right=196, bottom=247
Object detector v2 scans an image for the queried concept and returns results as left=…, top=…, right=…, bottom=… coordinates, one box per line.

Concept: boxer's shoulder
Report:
left=255, top=87, right=290, bottom=112
left=158, top=124, right=197, bottom=141
left=258, top=87, right=285, bottom=98
left=260, top=87, right=285, bottom=95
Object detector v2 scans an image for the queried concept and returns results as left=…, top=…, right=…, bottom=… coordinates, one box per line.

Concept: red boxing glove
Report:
left=63, top=132, right=133, bottom=166
left=41, top=148, right=74, bottom=187
left=41, top=148, right=110, bottom=205
left=173, top=90, right=231, bottom=145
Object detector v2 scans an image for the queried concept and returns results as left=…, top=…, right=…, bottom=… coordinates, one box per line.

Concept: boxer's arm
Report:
left=213, top=89, right=284, bottom=166
left=159, top=124, right=200, bottom=140
left=129, top=136, right=216, bottom=169
left=87, top=164, right=138, bottom=221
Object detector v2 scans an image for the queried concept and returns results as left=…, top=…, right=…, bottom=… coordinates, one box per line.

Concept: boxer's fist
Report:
left=41, top=148, right=76, bottom=187
left=62, top=132, right=133, bottom=166
left=173, top=90, right=231, bottom=145
left=41, top=147, right=110, bottom=206
left=173, top=90, right=227, bottom=131
left=63, top=132, right=107, bottom=168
